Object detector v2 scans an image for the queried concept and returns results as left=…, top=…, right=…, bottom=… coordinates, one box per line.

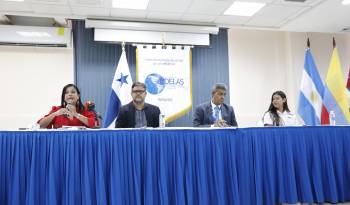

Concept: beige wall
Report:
left=0, top=46, right=74, bottom=129
left=228, top=29, right=350, bottom=127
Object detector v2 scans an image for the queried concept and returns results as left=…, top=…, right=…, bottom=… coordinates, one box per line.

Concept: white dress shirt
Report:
left=263, top=110, right=299, bottom=126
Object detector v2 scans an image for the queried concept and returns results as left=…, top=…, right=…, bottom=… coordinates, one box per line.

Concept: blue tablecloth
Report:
left=1, top=126, right=350, bottom=205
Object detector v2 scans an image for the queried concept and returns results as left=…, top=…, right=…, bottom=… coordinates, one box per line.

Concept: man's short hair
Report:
left=211, top=83, right=227, bottom=95
left=132, top=82, right=146, bottom=90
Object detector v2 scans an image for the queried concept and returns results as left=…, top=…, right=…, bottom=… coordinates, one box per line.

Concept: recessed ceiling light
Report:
left=224, top=1, right=265, bottom=16
left=112, top=0, right=149, bottom=10
left=342, top=0, right=350, bottom=5
left=4, top=0, right=24, bottom=2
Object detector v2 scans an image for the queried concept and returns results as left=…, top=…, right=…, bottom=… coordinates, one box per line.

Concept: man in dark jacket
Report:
left=193, top=83, right=238, bottom=127
left=115, top=82, right=160, bottom=128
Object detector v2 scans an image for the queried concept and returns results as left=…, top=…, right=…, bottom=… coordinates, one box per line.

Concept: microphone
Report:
left=65, top=99, right=73, bottom=118
left=66, top=99, right=73, bottom=111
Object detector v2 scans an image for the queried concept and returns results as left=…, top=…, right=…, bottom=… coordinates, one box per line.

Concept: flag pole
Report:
left=122, top=41, right=125, bottom=52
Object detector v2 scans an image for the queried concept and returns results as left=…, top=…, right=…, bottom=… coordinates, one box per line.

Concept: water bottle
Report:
left=159, top=114, right=166, bottom=128
left=329, top=110, right=336, bottom=125
left=27, top=122, right=40, bottom=130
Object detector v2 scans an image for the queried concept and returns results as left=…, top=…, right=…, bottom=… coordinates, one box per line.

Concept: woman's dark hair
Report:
left=60, top=84, right=83, bottom=112
left=266, top=90, right=290, bottom=126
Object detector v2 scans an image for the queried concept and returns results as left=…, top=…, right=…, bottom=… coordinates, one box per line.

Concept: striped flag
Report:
left=347, top=68, right=350, bottom=112
left=347, top=68, right=350, bottom=91
left=298, top=39, right=325, bottom=125
left=103, top=46, right=133, bottom=128
left=321, top=38, right=350, bottom=125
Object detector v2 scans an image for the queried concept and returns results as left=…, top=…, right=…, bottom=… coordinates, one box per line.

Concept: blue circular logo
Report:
left=145, top=73, right=166, bottom=94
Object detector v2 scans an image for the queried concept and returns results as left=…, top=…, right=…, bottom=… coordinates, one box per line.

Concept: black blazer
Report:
left=193, top=101, right=238, bottom=127
left=115, top=102, right=161, bottom=128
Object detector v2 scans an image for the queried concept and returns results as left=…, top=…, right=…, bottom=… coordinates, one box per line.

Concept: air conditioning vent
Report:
left=0, top=25, right=71, bottom=48
left=0, top=42, right=68, bottom=47
left=284, top=0, right=307, bottom=2
left=341, top=27, right=350, bottom=32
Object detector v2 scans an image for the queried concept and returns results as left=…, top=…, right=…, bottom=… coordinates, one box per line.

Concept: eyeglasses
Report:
left=132, top=90, right=146, bottom=94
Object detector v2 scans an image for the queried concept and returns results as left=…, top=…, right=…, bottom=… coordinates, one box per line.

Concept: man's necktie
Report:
left=214, top=106, right=220, bottom=122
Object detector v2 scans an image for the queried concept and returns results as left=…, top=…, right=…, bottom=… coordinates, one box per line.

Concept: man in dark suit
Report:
left=193, top=83, right=238, bottom=127
left=115, top=82, right=160, bottom=128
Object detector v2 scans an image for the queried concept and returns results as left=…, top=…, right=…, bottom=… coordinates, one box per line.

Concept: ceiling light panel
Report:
left=224, top=1, right=266, bottom=16
left=112, top=0, right=149, bottom=10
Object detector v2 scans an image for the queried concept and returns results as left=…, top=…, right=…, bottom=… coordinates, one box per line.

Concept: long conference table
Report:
left=1, top=126, right=350, bottom=205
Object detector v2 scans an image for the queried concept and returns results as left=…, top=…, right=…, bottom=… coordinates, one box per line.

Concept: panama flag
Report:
left=321, top=38, right=350, bottom=125
left=298, top=39, right=325, bottom=125
left=103, top=47, right=133, bottom=128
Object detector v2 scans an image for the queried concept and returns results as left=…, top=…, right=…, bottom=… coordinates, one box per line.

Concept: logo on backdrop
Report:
left=145, top=73, right=166, bottom=94
left=145, top=73, right=186, bottom=95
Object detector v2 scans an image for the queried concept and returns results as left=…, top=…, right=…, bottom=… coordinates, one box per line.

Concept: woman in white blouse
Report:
left=262, top=91, right=298, bottom=126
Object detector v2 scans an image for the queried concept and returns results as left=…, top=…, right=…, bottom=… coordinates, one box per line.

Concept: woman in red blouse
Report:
left=38, top=84, right=97, bottom=129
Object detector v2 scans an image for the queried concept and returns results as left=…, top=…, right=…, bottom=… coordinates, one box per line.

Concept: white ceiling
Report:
left=0, top=0, right=349, bottom=33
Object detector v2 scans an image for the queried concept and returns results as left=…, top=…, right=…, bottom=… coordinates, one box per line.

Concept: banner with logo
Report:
left=136, top=45, right=192, bottom=123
